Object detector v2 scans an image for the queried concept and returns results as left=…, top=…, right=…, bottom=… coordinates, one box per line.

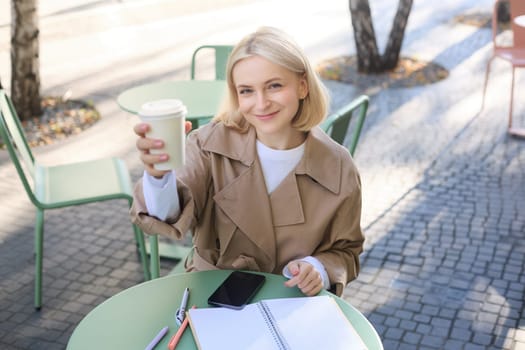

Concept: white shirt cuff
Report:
left=142, top=170, right=181, bottom=221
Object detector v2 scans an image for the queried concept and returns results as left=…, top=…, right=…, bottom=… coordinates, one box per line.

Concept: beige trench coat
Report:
left=130, top=122, right=364, bottom=296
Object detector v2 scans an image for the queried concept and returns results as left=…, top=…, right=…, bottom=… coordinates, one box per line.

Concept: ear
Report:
left=298, top=75, right=309, bottom=100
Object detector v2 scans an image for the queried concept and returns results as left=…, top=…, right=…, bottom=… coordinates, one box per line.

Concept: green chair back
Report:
left=0, top=89, right=153, bottom=309
left=190, top=45, right=234, bottom=80
left=0, top=90, right=37, bottom=192
left=320, top=95, right=369, bottom=156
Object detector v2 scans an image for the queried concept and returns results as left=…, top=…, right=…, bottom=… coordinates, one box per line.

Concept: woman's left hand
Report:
left=284, top=260, right=323, bottom=296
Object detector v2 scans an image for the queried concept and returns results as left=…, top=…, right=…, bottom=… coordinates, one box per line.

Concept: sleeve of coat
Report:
left=129, top=130, right=210, bottom=240
left=314, top=169, right=365, bottom=296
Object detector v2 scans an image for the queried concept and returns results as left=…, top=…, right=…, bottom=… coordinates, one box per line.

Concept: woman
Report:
left=131, top=26, right=364, bottom=296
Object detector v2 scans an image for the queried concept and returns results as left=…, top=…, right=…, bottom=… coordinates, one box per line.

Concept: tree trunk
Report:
left=348, top=0, right=382, bottom=73
left=11, top=0, right=41, bottom=121
left=349, top=0, right=413, bottom=73
left=382, top=0, right=413, bottom=69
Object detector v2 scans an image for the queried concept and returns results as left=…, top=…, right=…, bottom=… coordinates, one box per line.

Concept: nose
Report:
left=255, top=91, right=270, bottom=110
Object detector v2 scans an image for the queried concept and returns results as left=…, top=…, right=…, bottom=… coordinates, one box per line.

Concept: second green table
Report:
left=117, top=80, right=227, bottom=129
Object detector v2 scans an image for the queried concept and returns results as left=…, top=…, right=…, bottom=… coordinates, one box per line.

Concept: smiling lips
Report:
left=255, top=111, right=279, bottom=120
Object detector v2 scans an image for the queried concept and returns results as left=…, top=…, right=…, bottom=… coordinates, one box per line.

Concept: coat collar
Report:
left=295, top=127, right=342, bottom=195
left=199, top=123, right=342, bottom=195
left=199, top=123, right=256, bottom=167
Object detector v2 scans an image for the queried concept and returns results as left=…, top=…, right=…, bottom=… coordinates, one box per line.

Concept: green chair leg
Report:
left=34, top=209, right=44, bottom=310
left=149, top=235, right=160, bottom=279
left=132, top=224, right=151, bottom=281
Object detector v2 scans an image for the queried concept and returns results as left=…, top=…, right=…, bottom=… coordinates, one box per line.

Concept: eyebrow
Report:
left=236, top=77, right=283, bottom=88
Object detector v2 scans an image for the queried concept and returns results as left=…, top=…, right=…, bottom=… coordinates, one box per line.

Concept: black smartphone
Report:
left=208, top=271, right=266, bottom=310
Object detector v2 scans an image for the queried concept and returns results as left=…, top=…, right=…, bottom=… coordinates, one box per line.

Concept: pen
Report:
left=144, top=326, right=168, bottom=350
left=175, top=287, right=190, bottom=326
left=168, top=305, right=196, bottom=350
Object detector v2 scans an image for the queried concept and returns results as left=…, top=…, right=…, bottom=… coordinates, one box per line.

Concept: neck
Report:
left=256, top=129, right=306, bottom=150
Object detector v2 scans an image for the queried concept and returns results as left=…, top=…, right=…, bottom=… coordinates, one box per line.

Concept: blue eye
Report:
left=238, top=88, right=253, bottom=95
left=269, top=83, right=282, bottom=89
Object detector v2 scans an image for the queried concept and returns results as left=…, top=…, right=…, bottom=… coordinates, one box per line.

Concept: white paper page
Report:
left=263, top=295, right=368, bottom=350
left=188, top=304, right=279, bottom=350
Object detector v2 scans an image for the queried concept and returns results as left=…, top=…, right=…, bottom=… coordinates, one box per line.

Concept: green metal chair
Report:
left=0, top=90, right=153, bottom=309
left=320, top=95, right=369, bottom=156
left=190, top=45, right=234, bottom=81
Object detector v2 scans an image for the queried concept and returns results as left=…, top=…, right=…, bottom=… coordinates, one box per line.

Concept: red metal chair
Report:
left=482, top=0, right=525, bottom=137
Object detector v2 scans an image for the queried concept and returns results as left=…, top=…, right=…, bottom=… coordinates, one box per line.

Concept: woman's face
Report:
left=232, top=55, right=308, bottom=149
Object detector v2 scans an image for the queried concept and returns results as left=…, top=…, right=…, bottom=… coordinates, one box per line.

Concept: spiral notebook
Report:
left=187, top=295, right=368, bottom=350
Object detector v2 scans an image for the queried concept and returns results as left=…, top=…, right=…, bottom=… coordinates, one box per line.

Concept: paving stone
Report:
left=384, top=327, right=404, bottom=341
left=431, top=326, right=451, bottom=338
left=466, top=343, right=492, bottom=350
left=443, top=339, right=465, bottom=350
left=420, top=334, right=445, bottom=349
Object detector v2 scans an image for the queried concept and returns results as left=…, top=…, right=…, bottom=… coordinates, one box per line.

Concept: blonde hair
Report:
left=213, top=26, right=329, bottom=132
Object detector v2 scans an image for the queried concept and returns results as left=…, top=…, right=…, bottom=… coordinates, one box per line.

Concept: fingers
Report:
left=299, top=274, right=323, bottom=296
left=140, top=154, right=170, bottom=178
left=134, top=122, right=150, bottom=137
left=139, top=148, right=170, bottom=178
left=134, top=122, right=170, bottom=177
left=284, top=261, right=323, bottom=296
left=136, top=134, right=164, bottom=153
left=185, top=121, right=193, bottom=134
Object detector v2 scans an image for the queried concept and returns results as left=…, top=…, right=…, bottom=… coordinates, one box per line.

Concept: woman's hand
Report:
left=134, top=121, right=193, bottom=178
left=284, top=260, right=324, bottom=296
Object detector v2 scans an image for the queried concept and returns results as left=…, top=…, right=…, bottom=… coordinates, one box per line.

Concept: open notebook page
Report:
left=188, top=302, right=277, bottom=349
left=263, top=296, right=367, bottom=350
left=188, top=295, right=368, bottom=350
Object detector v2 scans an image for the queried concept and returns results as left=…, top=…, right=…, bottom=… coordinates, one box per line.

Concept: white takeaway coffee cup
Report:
left=139, top=99, right=187, bottom=171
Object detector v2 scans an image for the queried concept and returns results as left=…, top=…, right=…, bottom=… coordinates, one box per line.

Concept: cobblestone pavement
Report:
left=1, top=0, right=524, bottom=349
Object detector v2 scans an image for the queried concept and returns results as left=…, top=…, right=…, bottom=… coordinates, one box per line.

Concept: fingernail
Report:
left=154, top=140, right=163, bottom=147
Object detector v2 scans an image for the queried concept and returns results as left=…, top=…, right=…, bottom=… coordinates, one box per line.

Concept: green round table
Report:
left=67, top=270, right=383, bottom=350
left=117, top=80, right=226, bottom=129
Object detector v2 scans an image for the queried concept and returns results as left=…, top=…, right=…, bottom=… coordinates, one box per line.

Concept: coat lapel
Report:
left=206, top=126, right=276, bottom=265
left=214, top=159, right=276, bottom=264
left=295, top=127, right=342, bottom=195
left=269, top=172, right=305, bottom=226
left=270, top=127, right=341, bottom=227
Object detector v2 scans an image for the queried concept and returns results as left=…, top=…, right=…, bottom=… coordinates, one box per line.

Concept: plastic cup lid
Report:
left=139, top=99, right=187, bottom=118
